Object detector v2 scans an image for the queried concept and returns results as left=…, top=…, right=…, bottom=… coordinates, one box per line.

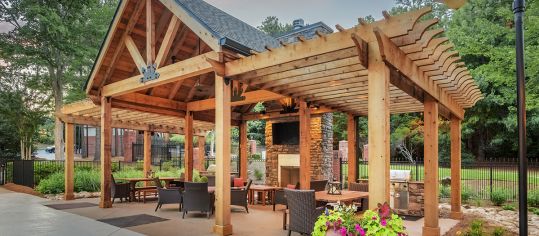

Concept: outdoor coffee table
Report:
left=315, top=190, right=369, bottom=204
left=248, top=185, right=281, bottom=206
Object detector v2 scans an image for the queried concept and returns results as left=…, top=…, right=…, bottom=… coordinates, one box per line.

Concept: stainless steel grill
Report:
left=390, top=170, right=411, bottom=210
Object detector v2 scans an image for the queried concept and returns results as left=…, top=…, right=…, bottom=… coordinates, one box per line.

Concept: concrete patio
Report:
left=0, top=187, right=459, bottom=236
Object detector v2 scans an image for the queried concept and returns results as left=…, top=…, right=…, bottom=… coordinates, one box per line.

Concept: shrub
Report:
left=199, top=176, right=208, bottom=183
left=502, top=204, right=515, bottom=211
left=461, top=186, right=474, bottom=202
left=34, top=162, right=63, bottom=184
left=37, top=170, right=100, bottom=194
left=249, top=153, right=262, bottom=160
left=440, top=185, right=451, bottom=198
left=528, top=190, right=539, bottom=207
left=161, top=161, right=173, bottom=171
left=464, top=219, right=484, bottom=236
left=254, top=169, right=263, bottom=181
left=492, top=227, right=505, bottom=236
left=490, top=189, right=509, bottom=206
left=531, top=207, right=539, bottom=216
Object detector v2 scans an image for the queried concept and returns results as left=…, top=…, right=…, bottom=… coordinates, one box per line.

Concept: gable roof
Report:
left=176, top=0, right=280, bottom=54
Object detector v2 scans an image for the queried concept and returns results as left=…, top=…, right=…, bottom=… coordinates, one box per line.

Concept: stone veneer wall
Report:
left=265, top=113, right=333, bottom=186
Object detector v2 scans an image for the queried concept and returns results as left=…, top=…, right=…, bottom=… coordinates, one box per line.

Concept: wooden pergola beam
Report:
left=186, top=90, right=285, bottom=112
left=241, top=106, right=333, bottom=120
left=125, top=35, right=146, bottom=73
left=155, top=16, right=181, bottom=68
left=101, top=52, right=219, bottom=97
left=373, top=28, right=465, bottom=119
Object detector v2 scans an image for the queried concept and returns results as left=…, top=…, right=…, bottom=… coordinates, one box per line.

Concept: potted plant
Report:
left=313, top=202, right=407, bottom=236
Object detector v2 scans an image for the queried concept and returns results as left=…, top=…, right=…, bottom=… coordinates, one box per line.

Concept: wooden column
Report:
left=197, top=135, right=206, bottom=172
left=239, top=120, right=248, bottom=180
left=99, top=96, right=112, bottom=208
left=299, top=100, right=311, bottom=190
left=367, top=46, right=391, bottom=209
left=143, top=130, right=151, bottom=178
left=64, top=122, right=75, bottom=200
left=184, top=110, right=194, bottom=181
left=213, top=74, right=233, bottom=235
left=450, top=116, right=463, bottom=220
left=347, top=114, right=357, bottom=184
left=423, top=97, right=440, bottom=236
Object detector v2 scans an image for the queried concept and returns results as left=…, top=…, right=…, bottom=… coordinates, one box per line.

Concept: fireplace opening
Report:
left=280, top=166, right=299, bottom=187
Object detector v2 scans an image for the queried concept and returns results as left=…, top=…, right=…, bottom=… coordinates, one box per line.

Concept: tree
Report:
left=257, top=16, right=293, bottom=37
left=0, top=0, right=117, bottom=160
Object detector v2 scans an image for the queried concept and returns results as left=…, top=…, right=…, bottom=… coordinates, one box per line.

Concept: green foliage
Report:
left=37, top=170, right=100, bottom=194
left=492, top=227, right=505, bottom=236
left=440, top=185, right=451, bottom=198
left=254, top=169, right=263, bottom=181
left=461, top=186, right=474, bottom=202
left=161, top=161, right=173, bottom=172
left=170, top=135, right=185, bottom=144
left=249, top=153, right=262, bottom=160
left=199, top=176, right=208, bottom=183
left=464, top=219, right=485, bottom=236
left=530, top=207, right=539, bottom=215
left=257, top=16, right=293, bottom=37
left=490, top=189, right=509, bottom=206
left=501, top=204, right=515, bottom=211
left=528, top=190, right=539, bottom=207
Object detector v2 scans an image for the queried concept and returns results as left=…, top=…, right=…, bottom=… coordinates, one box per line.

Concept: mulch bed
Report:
left=443, top=215, right=511, bottom=236
left=2, top=183, right=42, bottom=197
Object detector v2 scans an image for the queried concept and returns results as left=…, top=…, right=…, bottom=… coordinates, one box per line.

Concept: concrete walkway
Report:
left=0, top=187, right=141, bottom=236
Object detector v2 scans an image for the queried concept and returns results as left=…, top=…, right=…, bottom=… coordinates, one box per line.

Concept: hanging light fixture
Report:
left=278, top=97, right=298, bottom=114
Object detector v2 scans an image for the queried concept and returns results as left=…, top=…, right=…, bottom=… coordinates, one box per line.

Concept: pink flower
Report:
left=372, top=216, right=377, bottom=221
left=339, top=227, right=347, bottom=236
left=355, top=224, right=365, bottom=236
left=381, top=218, right=387, bottom=227
left=326, top=221, right=331, bottom=227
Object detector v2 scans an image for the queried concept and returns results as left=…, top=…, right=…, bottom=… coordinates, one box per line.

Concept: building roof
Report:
left=276, top=22, right=334, bottom=40
left=176, top=0, right=280, bottom=53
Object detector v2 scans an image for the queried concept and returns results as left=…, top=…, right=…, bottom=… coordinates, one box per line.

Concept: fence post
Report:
left=159, top=159, right=162, bottom=171
left=339, top=155, right=343, bottom=185
left=415, top=161, right=419, bottom=181
left=490, top=159, right=493, bottom=198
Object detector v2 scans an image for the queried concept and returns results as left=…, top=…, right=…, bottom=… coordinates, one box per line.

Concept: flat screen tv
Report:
left=272, top=121, right=299, bottom=145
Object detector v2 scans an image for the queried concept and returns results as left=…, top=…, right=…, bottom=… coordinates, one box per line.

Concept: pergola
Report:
left=59, top=0, right=482, bottom=235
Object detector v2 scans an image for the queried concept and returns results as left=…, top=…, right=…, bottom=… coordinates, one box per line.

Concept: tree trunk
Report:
left=51, top=61, right=64, bottom=160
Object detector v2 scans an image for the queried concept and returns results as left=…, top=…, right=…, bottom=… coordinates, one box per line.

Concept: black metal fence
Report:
left=132, top=143, right=184, bottom=166
left=339, top=158, right=539, bottom=201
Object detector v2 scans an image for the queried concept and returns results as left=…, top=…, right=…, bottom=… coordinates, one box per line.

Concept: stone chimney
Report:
left=292, top=19, right=304, bottom=30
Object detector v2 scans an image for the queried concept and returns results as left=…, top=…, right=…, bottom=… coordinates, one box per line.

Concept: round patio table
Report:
left=315, top=190, right=368, bottom=204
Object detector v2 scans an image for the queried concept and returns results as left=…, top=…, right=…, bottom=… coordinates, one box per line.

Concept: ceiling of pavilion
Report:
left=83, top=0, right=482, bottom=122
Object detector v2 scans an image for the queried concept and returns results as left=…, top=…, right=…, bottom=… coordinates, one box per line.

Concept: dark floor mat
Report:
left=45, top=202, right=98, bottom=210
left=401, top=215, right=423, bottom=221
left=98, top=214, right=169, bottom=228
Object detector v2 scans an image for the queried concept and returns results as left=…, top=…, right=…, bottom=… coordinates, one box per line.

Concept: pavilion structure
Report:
left=58, top=0, right=482, bottom=235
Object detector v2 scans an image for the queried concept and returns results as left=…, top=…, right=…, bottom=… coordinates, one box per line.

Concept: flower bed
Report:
left=313, top=203, right=407, bottom=236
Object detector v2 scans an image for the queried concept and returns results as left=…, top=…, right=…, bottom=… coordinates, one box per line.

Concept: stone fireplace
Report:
left=265, top=114, right=333, bottom=187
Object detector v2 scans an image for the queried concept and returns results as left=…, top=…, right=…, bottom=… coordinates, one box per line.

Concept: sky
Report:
left=204, top=0, right=396, bottom=30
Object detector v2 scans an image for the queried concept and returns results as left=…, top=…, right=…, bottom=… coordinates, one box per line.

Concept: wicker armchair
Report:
left=231, top=179, right=252, bottom=213
left=309, top=180, right=328, bottom=192
left=182, top=182, right=213, bottom=218
left=273, top=182, right=299, bottom=211
left=111, top=174, right=130, bottom=204
left=349, top=182, right=369, bottom=211
left=153, top=178, right=182, bottom=212
left=284, top=189, right=324, bottom=236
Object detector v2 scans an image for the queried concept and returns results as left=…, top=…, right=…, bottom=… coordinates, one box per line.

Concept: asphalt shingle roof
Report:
left=176, top=0, right=280, bottom=53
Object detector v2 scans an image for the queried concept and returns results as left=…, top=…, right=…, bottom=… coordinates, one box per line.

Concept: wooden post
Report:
left=239, top=120, right=248, bottom=180
left=99, top=96, right=112, bottom=208
left=347, top=114, right=357, bottom=184
left=197, top=135, right=206, bottom=172
left=367, top=45, right=391, bottom=209
left=450, top=116, right=463, bottom=220
left=64, top=123, right=75, bottom=200
left=299, top=100, right=311, bottom=190
left=184, top=110, right=194, bottom=181
left=143, top=130, right=151, bottom=178
left=423, top=97, right=440, bottom=236
left=213, top=74, right=233, bottom=235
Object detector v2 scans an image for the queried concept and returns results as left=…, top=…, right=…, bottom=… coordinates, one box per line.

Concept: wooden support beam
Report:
left=450, top=116, right=463, bottom=220
left=143, top=130, right=152, bottom=180
left=184, top=111, right=194, bottom=181
left=187, top=90, right=285, bottom=112
left=57, top=114, right=187, bottom=134
left=125, top=35, right=146, bottom=73
left=241, top=106, right=333, bottom=120
left=155, top=16, right=180, bottom=68
left=213, top=74, right=233, bottom=235
left=101, top=52, right=218, bottom=97
left=99, top=96, right=112, bottom=208
left=239, top=121, right=248, bottom=180
left=64, top=122, right=75, bottom=200
left=423, top=97, right=440, bottom=236
left=367, top=44, right=391, bottom=209
left=373, top=28, right=465, bottom=119
left=197, top=135, right=206, bottom=172
left=116, top=93, right=186, bottom=111
left=347, top=114, right=357, bottom=184
left=146, top=0, right=155, bottom=65
left=299, top=100, right=311, bottom=190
